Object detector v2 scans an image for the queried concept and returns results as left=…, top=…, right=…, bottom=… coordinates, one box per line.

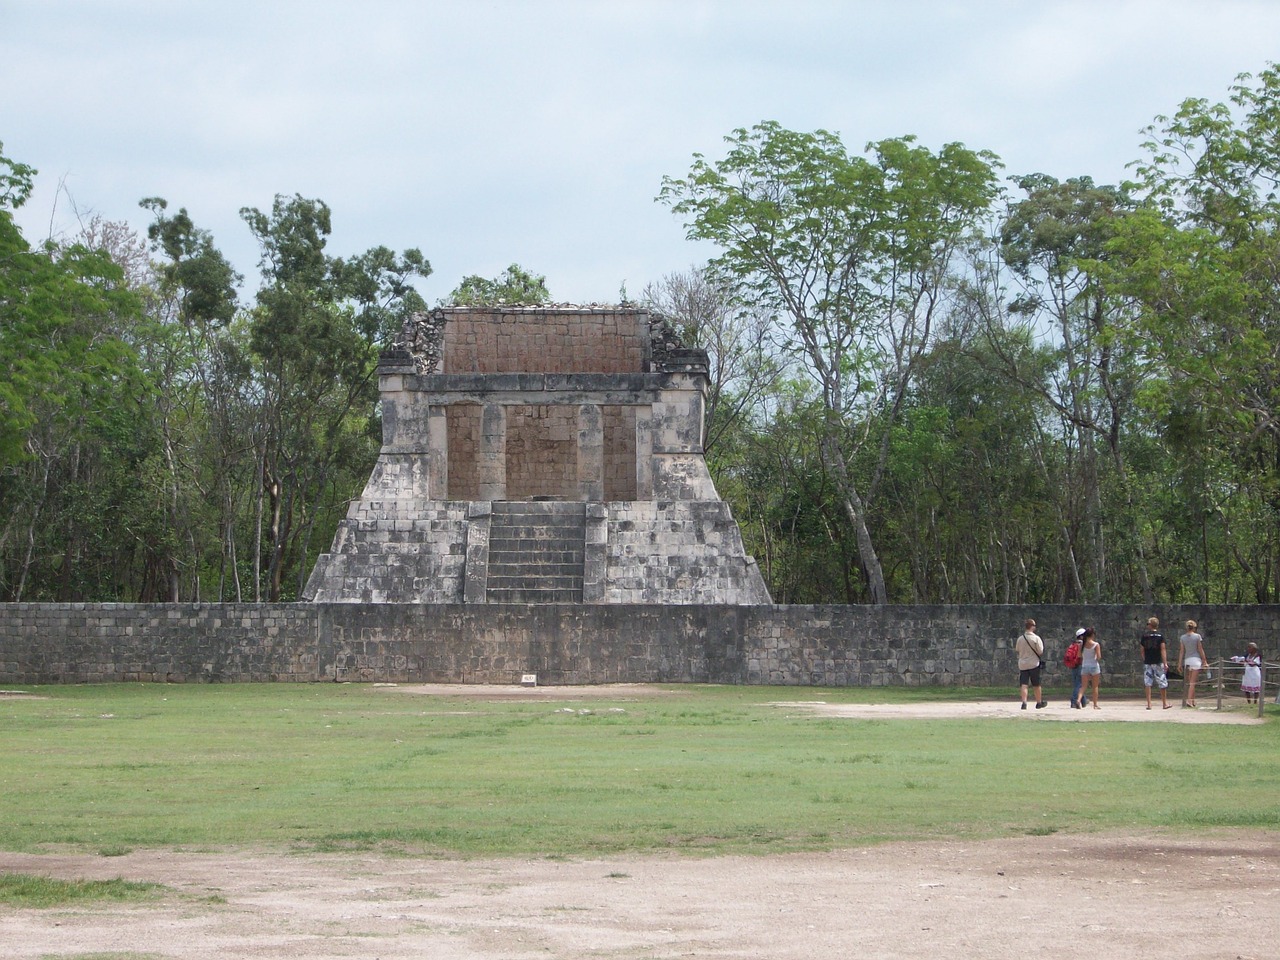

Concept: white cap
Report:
left=1075, top=628, right=1087, bottom=638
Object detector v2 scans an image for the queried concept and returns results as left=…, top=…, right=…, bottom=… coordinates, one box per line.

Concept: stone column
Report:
left=428, top=405, right=449, bottom=499
left=478, top=402, right=506, bottom=501
left=577, top=403, right=604, bottom=501
left=582, top=502, right=608, bottom=602
left=463, top=501, right=491, bottom=603
left=634, top=405, right=653, bottom=500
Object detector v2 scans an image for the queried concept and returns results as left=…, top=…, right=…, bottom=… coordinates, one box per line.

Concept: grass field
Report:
left=1, top=683, right=1275, bottom=858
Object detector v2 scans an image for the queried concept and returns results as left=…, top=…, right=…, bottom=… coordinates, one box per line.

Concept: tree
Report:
left=447, top=263, right=549, bottom=305
left=0, top=143, right=150, bottom=599
left=1110, top=63, right=1280, bottom=599
left=980, top=174, right=1152, bottom=601
left=240, top=194, right=429, bottom=599
left=141, top=198, right=249, bottom=600
left=660, top=122, right=1000, bottom=602
left=640, top=266, right=778, bottom=455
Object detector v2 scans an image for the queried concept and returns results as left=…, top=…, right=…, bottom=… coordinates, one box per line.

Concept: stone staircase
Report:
left=486, top=501, right=586, bottom=603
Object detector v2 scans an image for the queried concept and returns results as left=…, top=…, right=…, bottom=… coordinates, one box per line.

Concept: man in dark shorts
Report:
left=1140, top=616, right=1170, bottom=710
left=1016, top=618, right=1046, bottom=710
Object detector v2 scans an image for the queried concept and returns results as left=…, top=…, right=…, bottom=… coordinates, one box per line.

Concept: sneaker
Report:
left=1036, top=700, right=1048, bottom=709
left=1070, top=700, right=1079, bottom=709
left=1021, top=702, right=1027, bottom=710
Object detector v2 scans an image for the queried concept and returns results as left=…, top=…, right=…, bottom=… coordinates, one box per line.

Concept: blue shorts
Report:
left=1143, top=664, right=1168, bottom=688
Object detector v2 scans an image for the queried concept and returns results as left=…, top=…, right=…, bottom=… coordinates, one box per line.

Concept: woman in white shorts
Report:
left=1079, top=627, right=1102, bottom=710
left=1179, top=619, right=1207, bottom=708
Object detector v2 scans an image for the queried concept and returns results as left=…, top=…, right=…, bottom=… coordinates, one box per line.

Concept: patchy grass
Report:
left=0, top=683, right=1275, bottom=857
left=0, top=873, right=164, bottom=907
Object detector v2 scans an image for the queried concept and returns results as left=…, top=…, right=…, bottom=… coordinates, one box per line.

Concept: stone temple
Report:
left=302, top=305, right=771, bottom=605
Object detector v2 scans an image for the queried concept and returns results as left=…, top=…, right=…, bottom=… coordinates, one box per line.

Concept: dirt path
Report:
left=2, top=832, right=1277, bottom=959
left=383, top=681, right=1269, bottom=723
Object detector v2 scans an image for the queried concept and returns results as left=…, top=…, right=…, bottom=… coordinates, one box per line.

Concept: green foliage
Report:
left=0, top=138, right=36, bottom=209
left=447, top=262, right=549, bottom=305
left=141, top=197, right=241, bottom=326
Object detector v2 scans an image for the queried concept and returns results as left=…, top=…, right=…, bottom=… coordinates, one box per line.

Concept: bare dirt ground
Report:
left=3, top=686, right=1274, bottom=959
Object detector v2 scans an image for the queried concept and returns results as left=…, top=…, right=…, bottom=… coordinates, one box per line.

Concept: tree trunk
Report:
left=822, top=432, right=888, bottom=604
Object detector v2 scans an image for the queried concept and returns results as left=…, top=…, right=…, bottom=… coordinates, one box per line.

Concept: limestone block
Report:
left=380, top=388, right=433, bottom=453
left=650, top=454, right=719, bottom=501
left=650, top=387, right=704, bottom=454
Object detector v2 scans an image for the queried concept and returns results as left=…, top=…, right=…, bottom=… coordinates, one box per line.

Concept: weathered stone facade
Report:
left=2, top=601, right=1275, bottom=688
left=303, top=305, right=770, bottom=605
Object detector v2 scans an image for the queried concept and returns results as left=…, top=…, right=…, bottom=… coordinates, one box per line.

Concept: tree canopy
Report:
left=446, top=263, right=550, bottom=306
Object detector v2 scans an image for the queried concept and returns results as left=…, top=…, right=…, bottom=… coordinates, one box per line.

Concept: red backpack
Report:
left=1063, top=641, right=1083, bottom=669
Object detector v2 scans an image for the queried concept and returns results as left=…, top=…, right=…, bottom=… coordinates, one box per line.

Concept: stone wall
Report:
left=602, top=404, right=637, bottom=501
left=601, top=502, right=770, bottom=604
left=441, top=308, right=648, bottom=375
left=0, top=604, right=322, bottom=683
left=3, top=602, right=1276, bottom=687
left=506, top=405, right=579, bottom=500
left=445, top=404, right=480, bottom=499
left=307, top=504, right=470, bottom=603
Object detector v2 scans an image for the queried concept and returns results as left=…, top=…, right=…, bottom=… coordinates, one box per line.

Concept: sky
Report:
left=4, top=0, right=1280, bottom=306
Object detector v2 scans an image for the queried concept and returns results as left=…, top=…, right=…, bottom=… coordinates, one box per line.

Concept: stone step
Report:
left=492, top=500, right=585, bottom=513
left=487, top=587, right=583, bottom=604
left=487, top=563, right=583, bottom=577
left=485, top=502, right=587, bottom=603
left=487, top=575, right=583, bottom=591
left=483, top=547, right=581, bottom=563
left=489, top=527, right=585, bottom=542
left=488, top=557, right=583, bottom=571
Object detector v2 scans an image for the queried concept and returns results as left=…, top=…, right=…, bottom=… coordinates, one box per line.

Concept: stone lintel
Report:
left=403, top=371, right=703, bottom=395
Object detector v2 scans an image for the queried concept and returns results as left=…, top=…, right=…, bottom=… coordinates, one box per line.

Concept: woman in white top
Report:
left=1179, top=620, right=1208, bottom=708
left=1079, top=627, right=1102, bottom=710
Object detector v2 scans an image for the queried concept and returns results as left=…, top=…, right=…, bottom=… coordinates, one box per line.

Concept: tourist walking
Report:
left=1016, top=618, right=1047, bottom=710
left=1140, top=617, right=1171, bottom=710
left=1079, top=627, right=1102, bottom=710
left=1179, top=620, right=1208, bottom=708
left=1232, top=642, right=1263, bottom=704
left=1066, top=628, right=1085, bottom=708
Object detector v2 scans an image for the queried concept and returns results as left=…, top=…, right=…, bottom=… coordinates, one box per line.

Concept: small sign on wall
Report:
left=521, top=673, right=538, bottom=687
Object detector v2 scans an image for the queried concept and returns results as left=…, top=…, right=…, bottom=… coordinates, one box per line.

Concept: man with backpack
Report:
left=1016, top=618, right=1047, bottom=710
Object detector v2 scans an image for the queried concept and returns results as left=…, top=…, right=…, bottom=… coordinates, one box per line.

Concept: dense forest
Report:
left=4, top=66, right=1280, bottom=605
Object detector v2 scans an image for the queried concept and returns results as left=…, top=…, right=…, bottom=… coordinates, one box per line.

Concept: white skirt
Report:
left=1183, top=657, right=1203, bottom=670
